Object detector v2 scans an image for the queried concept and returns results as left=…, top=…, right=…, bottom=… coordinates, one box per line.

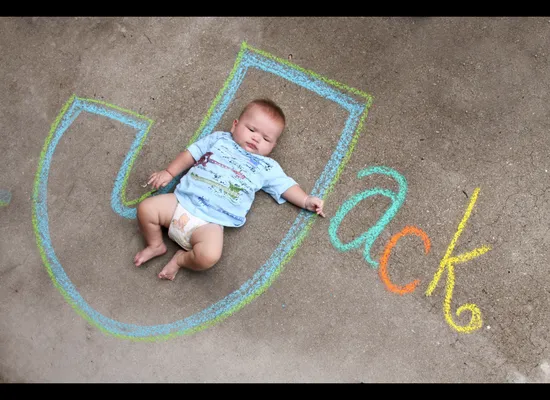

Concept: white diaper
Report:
left=168, top=203, right=209, bottom=251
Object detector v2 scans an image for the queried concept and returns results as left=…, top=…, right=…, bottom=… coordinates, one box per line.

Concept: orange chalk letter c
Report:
left=379, top=226, right=431, bottom=295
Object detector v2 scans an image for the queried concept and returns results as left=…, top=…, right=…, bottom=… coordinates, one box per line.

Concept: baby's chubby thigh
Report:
left=137, top=192, right=178, bottom=228
left=189, top=223, right=224, bottom=269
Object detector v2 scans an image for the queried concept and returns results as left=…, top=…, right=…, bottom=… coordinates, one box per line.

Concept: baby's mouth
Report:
left=247, top=142, right=257, bottom=151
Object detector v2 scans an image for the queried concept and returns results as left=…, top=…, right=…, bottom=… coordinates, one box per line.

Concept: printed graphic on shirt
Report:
left=235, top=148, right=272, bottom=172
left=191, top=141, right=265, bottom=203
left=194, top=151, right=245, bottom=179
left=247, top=153, right=271, bottom=171
left=220, top=139, right=272, bottom=173
left=190, top=172, right=246, bottom=203
left=197, top=196, right=245, bottom=226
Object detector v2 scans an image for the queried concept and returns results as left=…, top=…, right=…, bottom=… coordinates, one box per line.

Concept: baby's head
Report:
left=230, top=98, right=285, bottom=156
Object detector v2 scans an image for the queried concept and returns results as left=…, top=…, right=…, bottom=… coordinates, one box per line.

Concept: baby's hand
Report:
left=305, top=195, right=326, bottom=218
left=147, top=169, right=174, bottom=190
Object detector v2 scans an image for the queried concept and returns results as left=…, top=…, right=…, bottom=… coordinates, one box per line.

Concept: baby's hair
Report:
left=240, top=98, right=286, bottom=126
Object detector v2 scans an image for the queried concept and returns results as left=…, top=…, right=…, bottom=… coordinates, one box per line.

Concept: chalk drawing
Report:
left=425, top=187, right=491, bottom=333
left=0, top=189, right=11, bottom=207
left=328, top=166, right=407, bottom=268
left=328, top=165, right=491, bottom=332
left=32, top=41, right=373, bottom=341
left=378, top=226, right=430, bottom=295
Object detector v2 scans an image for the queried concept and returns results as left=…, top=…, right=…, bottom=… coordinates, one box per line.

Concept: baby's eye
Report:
left=248, top=127, right=255, bottom=132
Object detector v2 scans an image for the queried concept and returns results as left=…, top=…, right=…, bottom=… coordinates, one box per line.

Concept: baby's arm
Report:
left=282, top=184, right=325, bottom=217
left=148, top=150, right=196, bottom=190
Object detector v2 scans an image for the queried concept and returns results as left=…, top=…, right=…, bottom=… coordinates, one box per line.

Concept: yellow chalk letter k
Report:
left=425, top=187, right=491, bottom=333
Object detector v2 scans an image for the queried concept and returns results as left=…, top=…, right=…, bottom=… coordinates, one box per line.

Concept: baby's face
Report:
left=230, top=104, right=284, bottom=156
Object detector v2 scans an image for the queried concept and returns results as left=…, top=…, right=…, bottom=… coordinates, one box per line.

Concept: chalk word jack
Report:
left=329, top=167, right=491, bottom=333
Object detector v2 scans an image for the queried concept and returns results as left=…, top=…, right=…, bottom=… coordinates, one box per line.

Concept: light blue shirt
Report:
left=174, top=131, right=297, bottom=227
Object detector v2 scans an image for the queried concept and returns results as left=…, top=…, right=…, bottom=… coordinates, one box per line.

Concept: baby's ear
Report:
left=230, top=119, right=238, bottom=132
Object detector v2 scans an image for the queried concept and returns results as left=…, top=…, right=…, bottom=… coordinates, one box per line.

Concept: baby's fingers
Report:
left=150, top=177, right=162, bottom=190
left=311, top=199, right=325, bottom=218
left=317, top=200, right=326, bottom=217
left=147, top=173, right=158, bottom=185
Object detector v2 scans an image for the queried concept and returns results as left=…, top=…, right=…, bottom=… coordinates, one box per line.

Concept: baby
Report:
left=134, top=98, right=325, bottom=280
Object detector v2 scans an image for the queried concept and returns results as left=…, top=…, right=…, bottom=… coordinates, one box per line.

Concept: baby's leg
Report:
left=134, top=193, right=178, bottom=267
left=158, top=223, right=223, bottom=280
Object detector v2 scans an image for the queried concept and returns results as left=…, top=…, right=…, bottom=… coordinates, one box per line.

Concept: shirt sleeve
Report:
left=262, top=161, right=298, bottom=204
left=186, top=131, right=227, bottom=161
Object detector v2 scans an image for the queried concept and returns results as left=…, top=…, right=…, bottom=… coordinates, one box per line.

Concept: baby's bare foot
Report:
left=134, top=243, right=167, bottom=267
left=158, top=250, right=185, bottom=281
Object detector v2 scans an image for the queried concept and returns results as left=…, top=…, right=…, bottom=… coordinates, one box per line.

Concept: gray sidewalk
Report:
left=1, top=17, right=549, bottom=382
